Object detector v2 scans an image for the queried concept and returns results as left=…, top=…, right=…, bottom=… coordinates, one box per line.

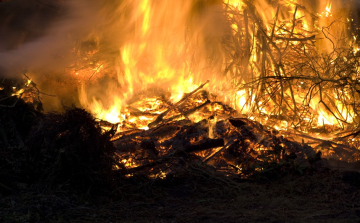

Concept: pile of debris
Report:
left=0, top=81, right=117, bottom=194
left=110, top=83, right=325, bottom=181
left=0, top=78, right=327, bottom=196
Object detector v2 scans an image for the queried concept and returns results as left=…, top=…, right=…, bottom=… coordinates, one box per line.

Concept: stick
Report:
left=274, top=35, right=316, bottom=42
left=203, top=137, right=237, bottom=164
left=161, top=100, right=211, bottom=124
left=148, top=80, right=209, bottom=128
left=120, top=137, right=224, bottom=175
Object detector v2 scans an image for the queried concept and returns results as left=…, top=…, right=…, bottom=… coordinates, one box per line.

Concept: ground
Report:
left=1, top=170, right=360, bottom=223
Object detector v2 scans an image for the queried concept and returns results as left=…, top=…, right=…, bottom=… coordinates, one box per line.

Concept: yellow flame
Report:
left=140, top=0, right=151, bottom=37
left=325, top=2, right=332, bottom=17
left=75, top=0, right=355, bottom=135
left=226, top=0, right=243, bottom=9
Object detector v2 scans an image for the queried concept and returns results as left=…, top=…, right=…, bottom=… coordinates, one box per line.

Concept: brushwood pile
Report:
left=0, top=78, right=330, bottom=196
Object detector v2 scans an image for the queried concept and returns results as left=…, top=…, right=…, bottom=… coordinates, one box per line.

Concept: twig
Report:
left=274, top=35, right=316, bottom=42
left=148, top=80, right=209, bottom=128
left=203, top=137, right=237, bottom=164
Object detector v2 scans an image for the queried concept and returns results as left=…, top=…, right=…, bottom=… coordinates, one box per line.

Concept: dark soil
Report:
left=1, top=170, right=360, bottom=223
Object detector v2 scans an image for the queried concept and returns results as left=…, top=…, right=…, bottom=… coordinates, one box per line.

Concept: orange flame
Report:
left=74, top=0, right=356, bottom=135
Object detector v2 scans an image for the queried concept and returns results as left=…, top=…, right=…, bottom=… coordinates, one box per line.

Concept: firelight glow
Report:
left=75, top=0, right=358, bottom=135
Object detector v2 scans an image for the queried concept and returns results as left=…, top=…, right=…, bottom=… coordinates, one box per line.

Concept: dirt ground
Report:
left=1, top=170, right=360, bottom=223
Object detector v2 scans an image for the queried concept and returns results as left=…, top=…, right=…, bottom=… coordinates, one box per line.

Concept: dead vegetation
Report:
left=223, top=1, right=360, bottom=134
left=0, top=81, right=118, bottom=195
left=0, top=77, right=326, bottom=197
left=111, top=82, right=324, bottom=182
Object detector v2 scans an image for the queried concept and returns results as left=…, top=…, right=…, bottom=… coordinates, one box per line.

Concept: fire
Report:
left=79, top=0, right=215, bottom=129
left=140, top=0, right=151, bottom=37
left=227, top=0, right=242, bottom=8
left=71, top=0, right=360, bottom=144
left=324, top=2, right=332, bottom=18
left=4, top=0, right=360, bottom=181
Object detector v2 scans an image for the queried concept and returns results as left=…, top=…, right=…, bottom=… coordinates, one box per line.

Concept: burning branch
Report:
left=148, top=80, right=209, bottom=128
left=223, top=1, right=360, bottom=136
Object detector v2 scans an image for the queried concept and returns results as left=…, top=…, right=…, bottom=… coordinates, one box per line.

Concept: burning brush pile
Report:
left=2, top=0, right=360, bottom=191
left=0, top=79, right=321, bottom=194
left=110, top=80, right=322, bottom=180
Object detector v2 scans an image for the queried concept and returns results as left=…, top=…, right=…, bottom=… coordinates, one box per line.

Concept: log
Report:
left=119, top=138, right=224, bottom=175
left=185, top=138, right=225, bottom=153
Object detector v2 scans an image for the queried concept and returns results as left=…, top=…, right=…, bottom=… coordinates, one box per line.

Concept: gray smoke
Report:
left=0, top=0, right=104, bottom=77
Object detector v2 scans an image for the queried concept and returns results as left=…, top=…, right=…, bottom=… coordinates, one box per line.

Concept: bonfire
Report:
left=1, top=0, right=360, bottom=182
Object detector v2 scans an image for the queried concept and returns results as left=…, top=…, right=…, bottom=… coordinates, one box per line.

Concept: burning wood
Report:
left=2, top=0, right=360, bottom=180
left=65, top=0, right=360, bottom=138
left=110, top=85, right=324, bottom=179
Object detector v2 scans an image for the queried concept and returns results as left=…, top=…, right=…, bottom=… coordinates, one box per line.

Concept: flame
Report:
left=79, top=0, right=223, bottom=127
left=325, top=2, right=332, bottom=18
left=226, top=0, right=243, bottom=9
left=73, top=0, right=358, bottom=139
left=140, top=0, right=151, bottom=37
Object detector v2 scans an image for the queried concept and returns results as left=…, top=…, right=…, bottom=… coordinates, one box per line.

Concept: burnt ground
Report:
left=1, top=170, right=360, bottom=223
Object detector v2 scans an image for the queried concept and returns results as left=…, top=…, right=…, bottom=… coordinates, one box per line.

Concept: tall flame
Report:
left=75, top=0, right=357, bottom=133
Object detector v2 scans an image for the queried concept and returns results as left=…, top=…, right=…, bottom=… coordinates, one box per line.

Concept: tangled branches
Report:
left=223, top=1, right=360, bottom=135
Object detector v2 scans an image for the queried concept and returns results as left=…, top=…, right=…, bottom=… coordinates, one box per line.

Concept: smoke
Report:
left=0, top=0, right=113, bottom=76
left=3, top=0, right=358, bottom=112
left=0, top=0, right=114, bottom=109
